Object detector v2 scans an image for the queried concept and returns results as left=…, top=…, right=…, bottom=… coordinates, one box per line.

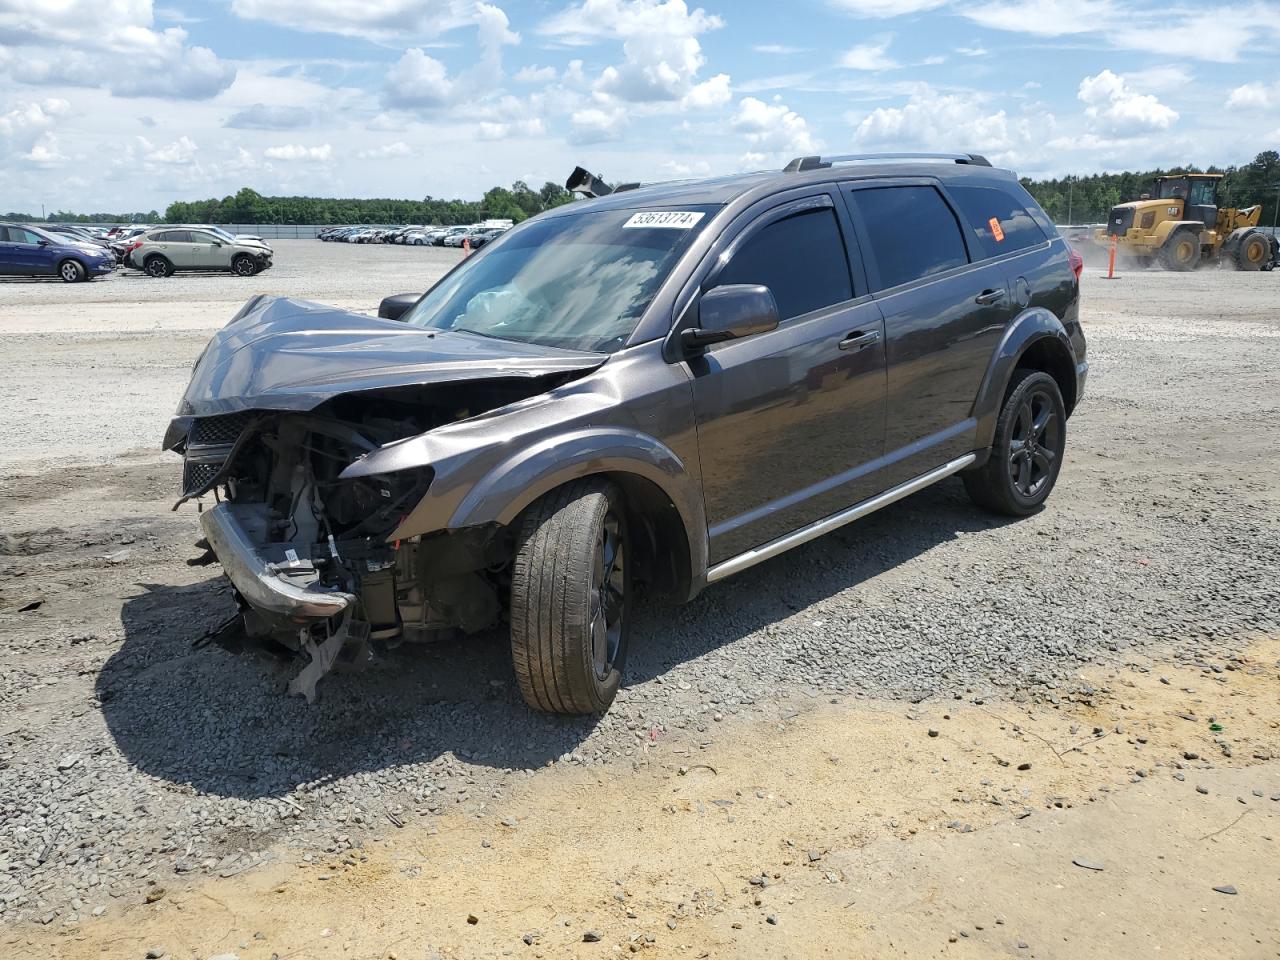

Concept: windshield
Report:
left=1155, top=178, right=1188, bottom=200
left=208, top=226, right=237, bottom=241
left=402, top=205, right=716, bottom=353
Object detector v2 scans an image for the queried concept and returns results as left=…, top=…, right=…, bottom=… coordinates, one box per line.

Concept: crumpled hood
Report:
left=173, top=295, right=607, bottom=418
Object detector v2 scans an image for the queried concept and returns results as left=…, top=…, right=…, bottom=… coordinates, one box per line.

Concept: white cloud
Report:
left=847, top=87, right=1038, bottom=158
left=264, top=143, right=333, bottom=161
left=225, top=103, right=314, bottom=130
left=840, top=37, right=898, bottom=71
left=570, top=106, right=627, bottom=143
left=357, top=141, right=413, bottom=158
left=1111, top=7, right=1269, bottom=62
left=0, top=97, right=70, bottom=139
left=962, top=0, right=1114, bottom=36
left=1226, top=82, right=1270, bottom=111
left=477, top=118, right=547, bottom=139
left=514, top=64, right=558, bottom=83
left=732, top=96, right=819, bottom=155
left=0, top=1, right=234, bottom=99
left=540, top=0, right=727, bottom=104
left=955, top=45, right=987, bottom=57
left=23, top=131, right=66, bottom=165
left=681, top=72, right=731, bottom=108
left=381, top=5, right=519, bottom=111
left=754, top=44, right=806, bottom=55
left=145, top=135, right=198, bottom=164
left=1078, top=69, right=1178, bottom=135
left=229, top=0, right=518, bottom=45
left=384, top=48, right=457, bottom=109
left=827, top=0, right=948, bottom=15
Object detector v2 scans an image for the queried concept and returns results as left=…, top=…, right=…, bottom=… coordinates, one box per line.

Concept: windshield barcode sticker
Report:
left=622, top=211, right=705, bottom=229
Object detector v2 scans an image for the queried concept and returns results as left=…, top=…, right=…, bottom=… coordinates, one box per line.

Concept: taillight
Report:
left=1068, top=248, right=1083, bottom=280
left=126, top=240, right=144, bottom=252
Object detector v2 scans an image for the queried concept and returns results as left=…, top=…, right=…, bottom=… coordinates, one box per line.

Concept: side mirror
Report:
left=37, top=239, right=51, bottom=246
left=378, top=292, right=420, bottom=321
left=680, top=284, right=779, bottom=351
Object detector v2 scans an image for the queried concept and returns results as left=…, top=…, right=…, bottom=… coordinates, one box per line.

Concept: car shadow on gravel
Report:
left=99, top=479, right=1016, bottom=800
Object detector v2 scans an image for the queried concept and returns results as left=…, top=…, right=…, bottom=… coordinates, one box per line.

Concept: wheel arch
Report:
left=56, top=256, right=86, bottom=279
left=972, top=307, right=1080, bottom=451
left=398, top=427, right=708, bottom=601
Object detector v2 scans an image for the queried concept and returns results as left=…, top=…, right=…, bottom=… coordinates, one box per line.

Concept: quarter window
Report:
left=713, top=206, right=853, bottom=321
left=946, top=184, right=1048, bottom=258
left=852, top=186, right=969, bottom=291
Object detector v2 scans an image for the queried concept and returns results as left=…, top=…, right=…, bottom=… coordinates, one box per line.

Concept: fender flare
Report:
left=397, top=427, right=709, bottom=593
left=1153, top=220, right=1204, bottom=246
left=1221, top=226, right=1262, bottom=257
left=971, top=307, right=1079, bottom=451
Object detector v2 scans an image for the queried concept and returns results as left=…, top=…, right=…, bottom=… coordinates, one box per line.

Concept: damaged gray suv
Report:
left=165, top=154, right=1087, bottom=713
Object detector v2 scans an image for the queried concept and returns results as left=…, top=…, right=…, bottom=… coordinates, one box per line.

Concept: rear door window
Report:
left=850, top=186, right=969, bottom=291
left=712, top=206, right=854, bottom=321
left=945, top=184, right=1048, bottom=259
left=158, top=230, right=191, bottom=243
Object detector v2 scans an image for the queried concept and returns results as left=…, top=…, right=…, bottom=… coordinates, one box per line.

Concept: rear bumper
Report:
left=201, top=502, right=353, bottom=621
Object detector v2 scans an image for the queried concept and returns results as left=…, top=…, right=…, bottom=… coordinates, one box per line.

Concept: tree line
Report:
left=8, top=152, right=1278, bottom=227
left=1021, top=150, right=1280, bottom=225
left=162, top=181, right=576, bottom=226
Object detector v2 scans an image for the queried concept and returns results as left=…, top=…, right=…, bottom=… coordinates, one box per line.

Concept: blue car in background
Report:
left=0, top=223, right=117, bottom=282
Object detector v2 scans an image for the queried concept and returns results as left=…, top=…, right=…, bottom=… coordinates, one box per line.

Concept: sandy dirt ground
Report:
left=2, top=244, right=1279, bottom=959
left=11, top=644, right=1280, bottom=960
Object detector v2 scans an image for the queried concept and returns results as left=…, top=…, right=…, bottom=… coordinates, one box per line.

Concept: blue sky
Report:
left=1, top=0, right=1277, bottom=212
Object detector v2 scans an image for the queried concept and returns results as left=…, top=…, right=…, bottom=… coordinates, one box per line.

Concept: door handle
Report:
left=975, top=288, right=1006, bottom=305
left=838, top=329, right=882, bottom=352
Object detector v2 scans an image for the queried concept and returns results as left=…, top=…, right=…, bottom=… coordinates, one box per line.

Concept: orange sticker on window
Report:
left=988, top=217, right=1005, bottom=242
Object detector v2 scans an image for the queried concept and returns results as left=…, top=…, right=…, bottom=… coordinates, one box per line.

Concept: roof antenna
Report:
left=566, top=166, right=613, bottom=198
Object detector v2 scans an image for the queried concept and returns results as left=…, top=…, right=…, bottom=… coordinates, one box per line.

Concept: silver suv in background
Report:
left=127, top=226, right=273, bottom=277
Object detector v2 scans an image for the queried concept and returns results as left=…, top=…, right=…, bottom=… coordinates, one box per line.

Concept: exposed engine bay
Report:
left=172, top=381, right=556, bottom=700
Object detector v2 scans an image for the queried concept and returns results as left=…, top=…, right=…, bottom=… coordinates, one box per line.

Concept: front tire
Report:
left=963, top=369, right=1067, bottom=517
left=58, top=259, right=86, bottom=283
left=231, top=254, right=256, bottom=277
left=1234, top=231, right=1270, bottom=271
left=1159, top=229, right=1200, bottom=271
left=510, top=479, right=631, bottom=715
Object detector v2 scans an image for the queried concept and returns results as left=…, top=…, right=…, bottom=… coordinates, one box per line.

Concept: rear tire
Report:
left=58, top=259, right=86, bottom=283
left=231, top=254, right=257, bottom=277
left=510, top=479, right=631, bottom=715
left=963, top=369, right=1067, bottom=517
left=1159, top=228, right=1200, bottom=271
left=1234, top=231, right=1270, bottom=271
left=144, top=255, right=172, bottom=278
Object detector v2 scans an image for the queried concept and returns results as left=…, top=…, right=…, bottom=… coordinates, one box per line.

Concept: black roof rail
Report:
left=783, top=152, right=991, bottom=172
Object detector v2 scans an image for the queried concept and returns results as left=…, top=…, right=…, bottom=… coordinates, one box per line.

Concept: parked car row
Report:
left=318, top=222, right=512, bottom=247
left=0, top=222, right=117, bottom=281
left=0, top=222, right=272, bottom=280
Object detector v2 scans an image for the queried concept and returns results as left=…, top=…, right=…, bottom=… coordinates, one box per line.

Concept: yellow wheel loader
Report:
left=1094, top=173, right=1278, bottom=272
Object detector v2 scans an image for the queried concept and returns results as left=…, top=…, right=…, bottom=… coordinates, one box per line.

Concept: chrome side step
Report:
left=705, top=453, right=977, bottom=583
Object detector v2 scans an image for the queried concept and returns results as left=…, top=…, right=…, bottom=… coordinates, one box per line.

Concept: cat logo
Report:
left=1168, top=206, right=1179, bottom=216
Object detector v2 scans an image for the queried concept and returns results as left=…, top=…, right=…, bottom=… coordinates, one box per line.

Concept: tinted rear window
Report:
left=851, top=186, right=969, bottom=291
left=713, top=207, right=853, bottom=321
left=946, top=184, right=1048, bottom=258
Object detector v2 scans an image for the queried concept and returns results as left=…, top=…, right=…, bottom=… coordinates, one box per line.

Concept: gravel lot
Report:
left=1, top=243, right=1278, bottom=935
